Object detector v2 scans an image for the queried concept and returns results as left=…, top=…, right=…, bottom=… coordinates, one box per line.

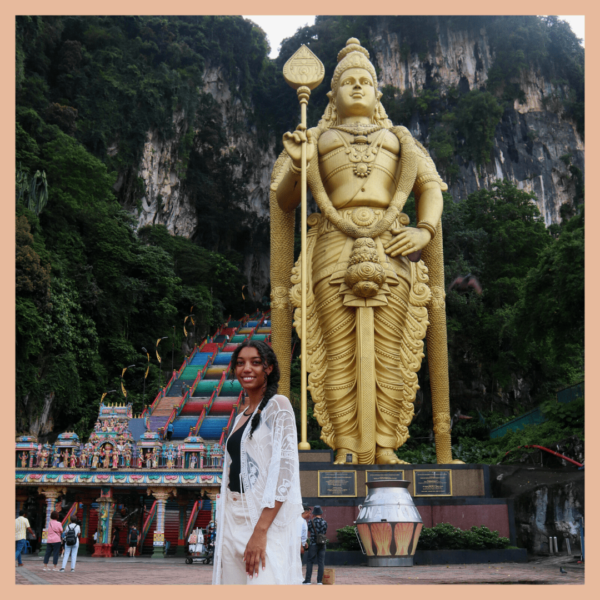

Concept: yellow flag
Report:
left=121, top=367, right=127, bottom=377
left=121, top=381, right=127, bottom=397
left=145, top=365, right=150, bottom=379
left=156, top=338, right=162, bottom=363
left=101, top=392, right=107, bottom=404
left=242, top=285, right=246, bottom=300
left=184, top=315, right=189, bottom=337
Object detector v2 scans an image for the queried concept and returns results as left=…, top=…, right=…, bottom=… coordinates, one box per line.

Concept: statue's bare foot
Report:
left=448, top=458, right=465, bottom=464
left=334, top=449, right=357, bottom=464
left=375, top=448, right=409, bottom=464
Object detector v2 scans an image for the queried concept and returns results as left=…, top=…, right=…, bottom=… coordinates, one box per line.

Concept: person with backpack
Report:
left=127, top=525, right=139, bottom=556
left=303, top=506, right=327, bottom=585
left=60, top=515, right=81, bottom=572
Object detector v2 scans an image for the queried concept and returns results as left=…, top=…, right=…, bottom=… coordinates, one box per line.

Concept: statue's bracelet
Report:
left=417, top=221, right=436, bottom=240
left=290, top=161, right=302, bottom=176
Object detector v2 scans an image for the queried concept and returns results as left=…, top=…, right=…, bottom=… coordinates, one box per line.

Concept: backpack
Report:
left=129, top=528, right=138, bottom=543
left=311, top=519, right=327, bottom=546
left=65, top=524, right=77, bottom=547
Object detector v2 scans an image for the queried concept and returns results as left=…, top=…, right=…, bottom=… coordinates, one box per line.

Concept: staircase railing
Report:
left=140, top=501, right=157, bottom=548
left=61, top=502, right=79, bottom=526
left=189, top=369, right=204, bottom=397
left=184, top=500, right=200, bottom=541
left=218, top=408, right=237, bottom=446
left=164, top=371, right=177, bottom=396
left=193, top=407, right=207, bottom=436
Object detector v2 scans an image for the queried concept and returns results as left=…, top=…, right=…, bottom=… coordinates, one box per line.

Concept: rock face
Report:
left=124, top=21, right=583, bottom=294
left=491, top=466, right=584, bottom=554
left=371, top=22, right=584, bottom=226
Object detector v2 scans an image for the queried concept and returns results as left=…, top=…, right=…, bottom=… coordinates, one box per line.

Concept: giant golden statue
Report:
left=270, top=38, right=461, bottom=465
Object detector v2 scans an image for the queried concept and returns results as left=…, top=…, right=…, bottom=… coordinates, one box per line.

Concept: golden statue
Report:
left=270, top=38, right=461, bottom=465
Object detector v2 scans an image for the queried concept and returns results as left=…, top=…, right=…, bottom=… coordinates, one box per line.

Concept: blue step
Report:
left=199, top=416, right=230, bottom=440
left=172, top=416, right=199, bottom=440
left=149, top=416, right=168, bottom=432
left=128, top=418, right=147, bottom=441
left=213, top=352, right=233, bottom=366
left=247, top=321, right=259, bottom=327
left=189, top=353, right=212, bottom=366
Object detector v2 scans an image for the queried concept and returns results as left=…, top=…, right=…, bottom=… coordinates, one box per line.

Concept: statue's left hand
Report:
left=384, top=226, right=431, bottom=258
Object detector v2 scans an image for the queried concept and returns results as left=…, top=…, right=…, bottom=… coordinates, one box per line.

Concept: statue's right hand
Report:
left=282, top=125, right=314, bottom=169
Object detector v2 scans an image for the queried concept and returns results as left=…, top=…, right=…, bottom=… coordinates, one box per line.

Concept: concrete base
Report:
left=152, top=546, right=166, bottom=558
left=368, top=556, right=413, bottom=567
left=92, top=543, right=112, bottom=557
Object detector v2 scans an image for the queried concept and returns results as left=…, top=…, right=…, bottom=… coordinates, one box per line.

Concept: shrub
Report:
left=336, top=525, right=361, bottom=551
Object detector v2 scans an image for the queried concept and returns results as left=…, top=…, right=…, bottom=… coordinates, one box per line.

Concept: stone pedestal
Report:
left=92, top=543, right=112, bottom=557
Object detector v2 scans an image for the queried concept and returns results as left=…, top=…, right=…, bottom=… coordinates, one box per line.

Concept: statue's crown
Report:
left=332, top=38, right=377, bottom=93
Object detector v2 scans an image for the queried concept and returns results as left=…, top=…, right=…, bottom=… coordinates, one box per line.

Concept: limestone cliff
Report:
left=372, top=22, right=584, bottom=226
left=125, top=19, right=583, bottom=295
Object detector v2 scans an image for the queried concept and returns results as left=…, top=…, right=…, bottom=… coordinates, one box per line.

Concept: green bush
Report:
left=336, top=525, right=361, bottom=551
left=417, top=523, right=511, bottom=551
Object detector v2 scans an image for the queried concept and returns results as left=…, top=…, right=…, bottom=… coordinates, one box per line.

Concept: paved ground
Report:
left=16, top=554, right=584, bottom=585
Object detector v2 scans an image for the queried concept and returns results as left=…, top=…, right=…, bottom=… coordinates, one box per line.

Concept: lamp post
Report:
left=171, top=325, right=176, bottom=374
left=141, top=347, right=150, bottom=407
left=156, top=337, right=168, bottom=389
left=121, top=365, right=135, bottom=400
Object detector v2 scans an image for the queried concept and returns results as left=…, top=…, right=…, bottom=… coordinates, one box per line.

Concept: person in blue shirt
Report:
left=166, top=422, right=174, bottom=441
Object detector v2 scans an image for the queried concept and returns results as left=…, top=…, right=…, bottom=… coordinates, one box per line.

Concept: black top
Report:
left=226, top=415, right=252, bottom=493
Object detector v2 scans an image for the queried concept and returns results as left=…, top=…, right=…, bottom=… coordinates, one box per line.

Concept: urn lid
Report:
left=366, top=480, right=410, bottom=490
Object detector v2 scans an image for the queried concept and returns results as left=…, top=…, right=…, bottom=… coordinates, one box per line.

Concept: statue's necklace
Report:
left=332, top=126, right=386, bottom=178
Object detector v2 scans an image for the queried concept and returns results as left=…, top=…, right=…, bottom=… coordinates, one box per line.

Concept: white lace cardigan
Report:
left=212, top=394, right=304, bottom=585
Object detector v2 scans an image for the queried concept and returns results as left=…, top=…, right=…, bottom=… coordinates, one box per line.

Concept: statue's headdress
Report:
left=331, top=38, right=378, bottom=93
left=317, top=37, right=390, bottom=130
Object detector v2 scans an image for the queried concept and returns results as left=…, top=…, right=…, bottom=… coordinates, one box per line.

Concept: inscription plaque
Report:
left=413, top=469, right=452, bottom=497
left=318, top=470, right=357, bottom=497
left=365, top=470, right=405, bottom=495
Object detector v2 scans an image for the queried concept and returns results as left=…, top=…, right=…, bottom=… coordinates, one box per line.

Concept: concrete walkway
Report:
left=16, top=554, right=584, bottom=585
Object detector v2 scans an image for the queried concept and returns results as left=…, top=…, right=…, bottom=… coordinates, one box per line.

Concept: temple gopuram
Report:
left=15, top=312, right=271, bottom=558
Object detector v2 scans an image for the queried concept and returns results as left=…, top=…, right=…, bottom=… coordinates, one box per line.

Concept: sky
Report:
left=243, top=15, right=585, bottom=59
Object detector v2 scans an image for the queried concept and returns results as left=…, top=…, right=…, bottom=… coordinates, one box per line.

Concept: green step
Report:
left=231, top=335, right=247, bottom=343
left=220, top=380, right=243, bottom=396
left=194, top=380, right=218, bottom=396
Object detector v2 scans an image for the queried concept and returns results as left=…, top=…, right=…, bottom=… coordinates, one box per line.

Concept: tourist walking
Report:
left=42, top=511, right=63, bottom=571
left=60, top=515, right=81, bottom=572
left=213, top=339, right=303, bottom=585
left=303, top=506, right=328, bottom=584
left=127, top=524, right=139, bottom=556
left=16, top=510, right=35, bottom=567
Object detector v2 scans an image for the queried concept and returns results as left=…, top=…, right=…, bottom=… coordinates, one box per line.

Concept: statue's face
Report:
left=335, top=68, right=377, bottom=119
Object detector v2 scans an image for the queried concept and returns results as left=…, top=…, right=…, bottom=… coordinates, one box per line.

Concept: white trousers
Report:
left=220, top=490, right=278, bottom=585
left=62, top=544, right=79, bottom=570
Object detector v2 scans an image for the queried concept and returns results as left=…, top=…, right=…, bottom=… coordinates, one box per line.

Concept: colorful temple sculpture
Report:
left=15, top=311, right=271, bottom=558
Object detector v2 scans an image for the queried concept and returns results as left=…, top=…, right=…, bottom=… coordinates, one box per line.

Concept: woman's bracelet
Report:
left=289, top=161, right=302, bottom=176
left=416, top=221, right=436, bottom=240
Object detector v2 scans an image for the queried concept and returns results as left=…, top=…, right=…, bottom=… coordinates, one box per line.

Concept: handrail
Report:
left=193, top=407, right=207, bottom=436
left=219, top=408, right=237, bottom=445
left=149, top=388, right=164, bottom=415
left=61, top=502, right=79, bottom=526
left=140, top=501, right=157, bottom=547
left=184, top=500, right=200, bottom=540
left=190, top=369, right=204, bottom=396
left=504, top=444, right=584, bottom=467
left=162, top=406, right=178, bottom=439
left=164, top=371, right=176, bottom=395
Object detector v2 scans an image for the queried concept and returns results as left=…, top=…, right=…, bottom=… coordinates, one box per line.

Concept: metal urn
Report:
left=354, top=480, right=423, bottom=567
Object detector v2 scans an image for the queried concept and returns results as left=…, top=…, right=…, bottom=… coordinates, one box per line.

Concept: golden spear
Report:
left=283, top=46, right=324, bottom=450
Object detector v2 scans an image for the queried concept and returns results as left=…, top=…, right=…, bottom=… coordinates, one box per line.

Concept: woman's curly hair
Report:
left=230, top=339, right=280, bottom=438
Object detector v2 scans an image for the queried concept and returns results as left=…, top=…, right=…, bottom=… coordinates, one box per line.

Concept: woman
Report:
left=42, top=511, right=63, bottom=571
left=60, top=515, right=81, bottom=572
left=213, top=339, right=303, bottom=585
